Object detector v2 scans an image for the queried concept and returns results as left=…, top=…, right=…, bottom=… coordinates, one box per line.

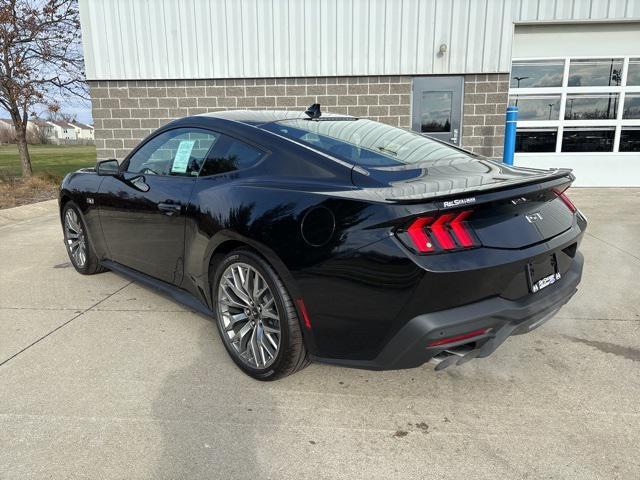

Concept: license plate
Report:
left=527, top=254, right=561, bottom=294
left=531, top=272, right=561, bottom=293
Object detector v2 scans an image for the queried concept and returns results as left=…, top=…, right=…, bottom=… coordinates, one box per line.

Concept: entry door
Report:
left=412, top=76, right=464, bottom=146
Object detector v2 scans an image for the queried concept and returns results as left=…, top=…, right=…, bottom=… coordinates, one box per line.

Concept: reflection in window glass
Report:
left=199, top=135, right=265, bottom=176
left=562, top=128, right=615, bottom=152
left=564, top=93, right=618, bottom=120
left=568, top=58, right=623, bottom=86
left=420, top=91, right=452, bottom=132
left=623, top=93, right=640, bottom=119
left=127, top=129, right=219, bottom=176
left=515, top=129, right=557, bottom=153
left=620, top=128, right=640, bottom=152
left=509, top=95, right=561, bottom=120
left=510, top=60, right=564, bottom=88
left=627, top=58, right=640, bottom=86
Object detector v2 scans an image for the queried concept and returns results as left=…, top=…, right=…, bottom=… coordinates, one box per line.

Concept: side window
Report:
left=127, top=128, right=219, bottom=176
left=199, top=134, right=265, bottom=176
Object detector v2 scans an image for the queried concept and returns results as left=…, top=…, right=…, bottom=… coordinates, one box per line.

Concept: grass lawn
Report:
left=0, top=144, right=96, bottom=180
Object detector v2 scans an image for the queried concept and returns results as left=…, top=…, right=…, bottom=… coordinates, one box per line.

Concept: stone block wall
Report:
left=462, top=74, right=510, bottom=158
left=89, top=74, right=508, bottom=161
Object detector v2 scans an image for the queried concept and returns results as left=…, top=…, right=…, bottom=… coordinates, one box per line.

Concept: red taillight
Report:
left=407, top=217, right=435, bottom=252
left=557, top=191, right=577, bottom=213
left=430, top=213, right=456, bottom=249
left=403, top=209, right=478, bottom=254
left=449, top=210, right=475, bottom=247
left=429, top=328, right=489, bottom=347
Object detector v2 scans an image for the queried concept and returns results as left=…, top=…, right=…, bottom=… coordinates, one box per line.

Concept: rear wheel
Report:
left=212, top=249, right=309, bottom=380
left=62, top=202, right=106, bottom=275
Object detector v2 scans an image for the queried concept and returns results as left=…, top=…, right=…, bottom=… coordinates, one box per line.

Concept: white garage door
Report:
left=510, top=22, right=640, bottom=187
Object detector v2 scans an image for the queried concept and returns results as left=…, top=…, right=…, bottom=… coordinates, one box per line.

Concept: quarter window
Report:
left=199, top=135, right=265, bottom=176
left=127, top=128, right=219, bottom=176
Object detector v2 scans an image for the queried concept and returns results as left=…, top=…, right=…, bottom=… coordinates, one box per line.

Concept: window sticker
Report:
left=171, top=140, right=196, bottom=173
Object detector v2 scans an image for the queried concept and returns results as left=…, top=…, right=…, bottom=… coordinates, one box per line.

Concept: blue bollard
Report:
left=503, top=106, right=518, bottom=165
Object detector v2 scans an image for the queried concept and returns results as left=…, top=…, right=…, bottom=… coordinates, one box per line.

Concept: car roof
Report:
left=197, top=109, right=356, bottom=126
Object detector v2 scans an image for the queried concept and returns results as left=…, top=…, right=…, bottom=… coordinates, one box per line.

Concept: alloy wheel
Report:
left=217, top=262, right=282, bottom=369
left=64, top=208, right=87, bottom=268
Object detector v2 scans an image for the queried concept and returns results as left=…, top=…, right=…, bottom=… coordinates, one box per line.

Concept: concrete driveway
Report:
left=1, top=189, right=639, bottom=480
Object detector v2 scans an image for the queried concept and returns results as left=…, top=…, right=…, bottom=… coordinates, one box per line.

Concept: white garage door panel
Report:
left=512, top=23, right=640, bottom=187
left=514, top=154, right=640, bottom=187
left=513, top=23, right=640, bottom=58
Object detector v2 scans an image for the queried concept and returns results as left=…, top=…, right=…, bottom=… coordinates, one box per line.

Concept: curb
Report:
left=0, top=199, right=58, bottom=227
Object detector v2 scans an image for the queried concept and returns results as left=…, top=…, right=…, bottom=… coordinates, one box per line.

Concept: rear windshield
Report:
left=261, top=118, right=472, bottom=167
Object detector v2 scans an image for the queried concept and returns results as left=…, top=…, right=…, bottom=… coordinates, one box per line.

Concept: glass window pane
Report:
left=127, top=128, right=219, bottom=176
left=510, top=60, right=564, bottom=88
left=623, top=93, right=640, bottom=119
left=620, top=128, right=640, bottom=152
left=565, top=93, right=619, bottom=120
left=509, top=95, right=561, bottom=120
left=515, top=129, right=557, bottom=153
left=568, top=58, right=623, bottom=86
left=200, top=134, right=265, bottom=176
left=562, top=128, right=615, bottom=152
left=627, top=58, right=640, bottom=86
left=419, top=91, right=452, bottom=132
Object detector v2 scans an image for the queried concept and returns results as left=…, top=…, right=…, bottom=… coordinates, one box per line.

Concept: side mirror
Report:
left=96, top=159, right=120, bottom=176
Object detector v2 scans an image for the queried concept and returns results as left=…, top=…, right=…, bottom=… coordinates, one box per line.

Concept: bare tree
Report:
left=46, top=102, right=76, bottom=123
left=0, top=0, right=84, bottom=177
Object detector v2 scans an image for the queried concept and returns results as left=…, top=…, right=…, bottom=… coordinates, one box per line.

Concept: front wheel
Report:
left=62, top=202, right=106, bottom=275
left=212, top=249, right=309, bottom=380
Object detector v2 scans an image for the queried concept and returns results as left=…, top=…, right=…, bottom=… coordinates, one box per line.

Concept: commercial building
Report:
left=79, top=0, right=640, bottom=186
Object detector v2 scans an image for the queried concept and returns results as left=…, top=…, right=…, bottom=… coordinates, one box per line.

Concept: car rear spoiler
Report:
left=385, top=169, right=575, bottom=205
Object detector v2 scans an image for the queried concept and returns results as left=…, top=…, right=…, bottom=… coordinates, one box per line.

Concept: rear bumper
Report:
left=313, top=251, right=583, bottom=371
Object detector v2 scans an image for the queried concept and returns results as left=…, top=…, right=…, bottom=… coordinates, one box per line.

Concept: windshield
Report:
left=261, top=118, right=473, bottom=167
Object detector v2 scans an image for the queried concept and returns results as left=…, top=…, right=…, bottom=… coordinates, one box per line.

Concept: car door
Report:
left=98, top=127, right=220, bottom=285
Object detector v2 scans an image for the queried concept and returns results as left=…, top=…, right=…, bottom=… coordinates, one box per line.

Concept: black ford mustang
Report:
left=59, top=108, right=586, bottom=380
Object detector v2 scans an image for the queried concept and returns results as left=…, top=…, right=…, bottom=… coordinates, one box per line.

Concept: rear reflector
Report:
left=429, top=329, right=489, bottom=347
left=403, top=209, right=478, bottom=254
left=296, top=299, right=312, bottom=329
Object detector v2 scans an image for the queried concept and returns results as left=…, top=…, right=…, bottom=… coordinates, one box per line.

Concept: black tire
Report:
left=211, top=248, right=309, bottom=380
left=62, top=202, right=107, bottom=275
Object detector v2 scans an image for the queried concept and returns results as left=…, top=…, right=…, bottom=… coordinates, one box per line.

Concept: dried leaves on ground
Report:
left=0, top=175, right=59, bottom=209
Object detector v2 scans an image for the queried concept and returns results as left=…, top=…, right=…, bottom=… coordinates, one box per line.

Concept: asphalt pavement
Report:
left=1, top=188, right=639, bottom=480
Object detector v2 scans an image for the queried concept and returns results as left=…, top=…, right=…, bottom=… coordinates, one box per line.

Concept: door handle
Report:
left=450, top=128, right=459, bottom=143
left=158, top=202, right=182, bottom=216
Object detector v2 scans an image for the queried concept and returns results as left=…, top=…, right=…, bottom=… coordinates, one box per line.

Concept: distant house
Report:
left=46, top=121, right=78, bottom=143
left=69, top=122, right=95, bottom=141
left=27, top=119, right=57, bottom=143
left=0, top=119, right=15, bottom=131
left=0, top=119, right=16, bottom=142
